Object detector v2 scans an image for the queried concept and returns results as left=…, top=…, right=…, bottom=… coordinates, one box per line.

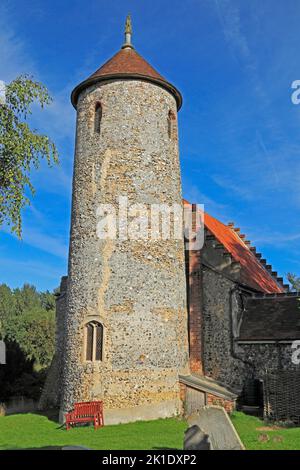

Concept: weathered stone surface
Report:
left=236, top=342, right=300, bottom=378
left=201, top=265, right=300, bottom=395
left=188, top=407, right=244, bottom=450
left=202, top=267, right=249, bottom=391
left=56, top=79, right=189, bottom=422
left=184, top=425, right=210, bottom=450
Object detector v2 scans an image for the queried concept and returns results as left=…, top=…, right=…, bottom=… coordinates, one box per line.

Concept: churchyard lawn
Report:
left=231, top=411, right=300, bottom=450
left=0, top=414, right=187, bottom=450
left=2, top=411, right=300, bottom=450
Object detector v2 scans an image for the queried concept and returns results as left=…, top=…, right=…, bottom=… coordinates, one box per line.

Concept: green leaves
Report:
left=5, top=75, right=53, bottom=117
left=5, top=308, right=55, bottom=367
left=0, top=75, right=59, bottom=237
left=0, top=283, right=56, bottom=368
left=287, top=273, right=300, bottom=292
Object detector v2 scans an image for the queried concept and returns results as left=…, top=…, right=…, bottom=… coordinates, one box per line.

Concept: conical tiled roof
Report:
left=71, top=43, right=182, bottom=109
left=89, top=48, right=166, bottom=82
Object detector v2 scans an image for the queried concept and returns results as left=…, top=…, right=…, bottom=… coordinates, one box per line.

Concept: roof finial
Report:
left=122, top=14, right=134, bottom=49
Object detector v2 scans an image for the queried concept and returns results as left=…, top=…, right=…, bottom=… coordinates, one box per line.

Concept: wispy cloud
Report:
left=204, top=1, right=300, bottom=210
left=256, top=131, right=281, bottom=187
left=0, top=3, right=75, bottom=149
left=0, top=3, right=74, bottom=206
left=213, top=1, right=268, bottom=137
left=253, top=231, right=300, bottom=247
left=0, top=4, right=36, bottom=81
left=4, top=224, right=68, bottom=259
left=32, top=87, right=75, bottom=143
left=22, top=227, right=68, bottom=259
left=183, top=182, right=229, bottom=220
left=212, top=174, right=255, bottom=201
left=214, top=0, right=252, bottom=65
left=0, top=257, right=63, bottom=282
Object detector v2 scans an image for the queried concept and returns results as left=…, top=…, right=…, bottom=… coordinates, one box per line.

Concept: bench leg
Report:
left=94, top=413, right=103, bottom=429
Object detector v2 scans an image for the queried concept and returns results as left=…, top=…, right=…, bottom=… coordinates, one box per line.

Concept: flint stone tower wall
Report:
left=59, top=79, right=190, bottom=424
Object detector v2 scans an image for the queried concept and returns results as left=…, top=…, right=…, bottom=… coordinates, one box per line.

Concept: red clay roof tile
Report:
left=89, top=48, right=166, bottom=82
left=183, top=200, right=284, bottom=293
left=71, top=47, right=182, bottom=109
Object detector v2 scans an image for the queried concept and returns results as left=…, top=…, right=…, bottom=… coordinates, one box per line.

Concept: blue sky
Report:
left=1, top=0, right=300, bottom=291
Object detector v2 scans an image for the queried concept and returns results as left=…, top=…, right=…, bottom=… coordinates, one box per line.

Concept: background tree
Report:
left=287, top=273, right=300, bottom=292
left=14, top=283, right=40, bottom=316
left=4, top=307, right=55, bottom=367
left=0, top=284, right=15, bottom=333
left=0, top=75, right=58, bottom=237
left=40, top=289, right=57, bottom=311
left=0, top=283, right=56, bottom=367
left=0, top=283, right=56, bottom=401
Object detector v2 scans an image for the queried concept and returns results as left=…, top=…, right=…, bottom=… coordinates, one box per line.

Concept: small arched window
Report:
left=94, top=102, right=102, bottom=134
left=168, top=110, right=176, bottom=139
left=85, top=321, right=103, bottom=361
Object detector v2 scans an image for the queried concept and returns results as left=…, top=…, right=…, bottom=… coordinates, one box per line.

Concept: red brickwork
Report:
left=206, top=393, right=235, bottom=413
left=186, top=204, right=204, bottom=374
left=179, top=382, right=235, bottom=415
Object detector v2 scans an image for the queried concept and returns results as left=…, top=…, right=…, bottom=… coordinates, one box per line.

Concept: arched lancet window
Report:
left=85, top=321, right=103, bottom=361
left=94, top=102, right=102, bottom=134
left=168, top=110, right=176, bottom=139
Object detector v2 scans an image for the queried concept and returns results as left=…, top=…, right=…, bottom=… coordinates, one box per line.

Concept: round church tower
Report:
left=60, top=16, right=190, bottom=424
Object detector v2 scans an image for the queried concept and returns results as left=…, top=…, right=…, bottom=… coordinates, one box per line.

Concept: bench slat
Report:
left=65, top=401, right=104, bottom=430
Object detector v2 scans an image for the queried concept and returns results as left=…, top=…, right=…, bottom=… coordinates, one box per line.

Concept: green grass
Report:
left=231, top=411, right=300, bottom=450
left=0, top=413, right=187, bottom=450
left=3, top=410, right=300, bottom=450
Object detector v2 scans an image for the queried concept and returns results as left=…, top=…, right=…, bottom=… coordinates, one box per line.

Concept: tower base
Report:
left=59, top=398, right=182, bottom=425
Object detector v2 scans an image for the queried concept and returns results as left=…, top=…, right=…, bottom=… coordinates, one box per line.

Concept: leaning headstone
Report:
left=187, top=406, right=245, bottom=450
left=184, top=424, right=211, bottom=450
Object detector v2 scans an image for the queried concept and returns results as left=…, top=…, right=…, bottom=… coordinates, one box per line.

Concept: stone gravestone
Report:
left=187, top=406, right=245, bottom=450
left=184, top=425, right=211, bottom=450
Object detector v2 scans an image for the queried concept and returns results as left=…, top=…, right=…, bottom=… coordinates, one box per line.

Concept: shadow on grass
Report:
left=5, top=446, right=179, bottom=451
left=32, top=408, right=60, bottom=422
left=13, top=446, right=63, bottom=450
left=3, top=408, right=67, bottom=431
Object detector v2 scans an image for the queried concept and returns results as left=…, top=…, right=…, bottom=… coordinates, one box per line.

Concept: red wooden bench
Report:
left=65, top=401, right=104, bottom=430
